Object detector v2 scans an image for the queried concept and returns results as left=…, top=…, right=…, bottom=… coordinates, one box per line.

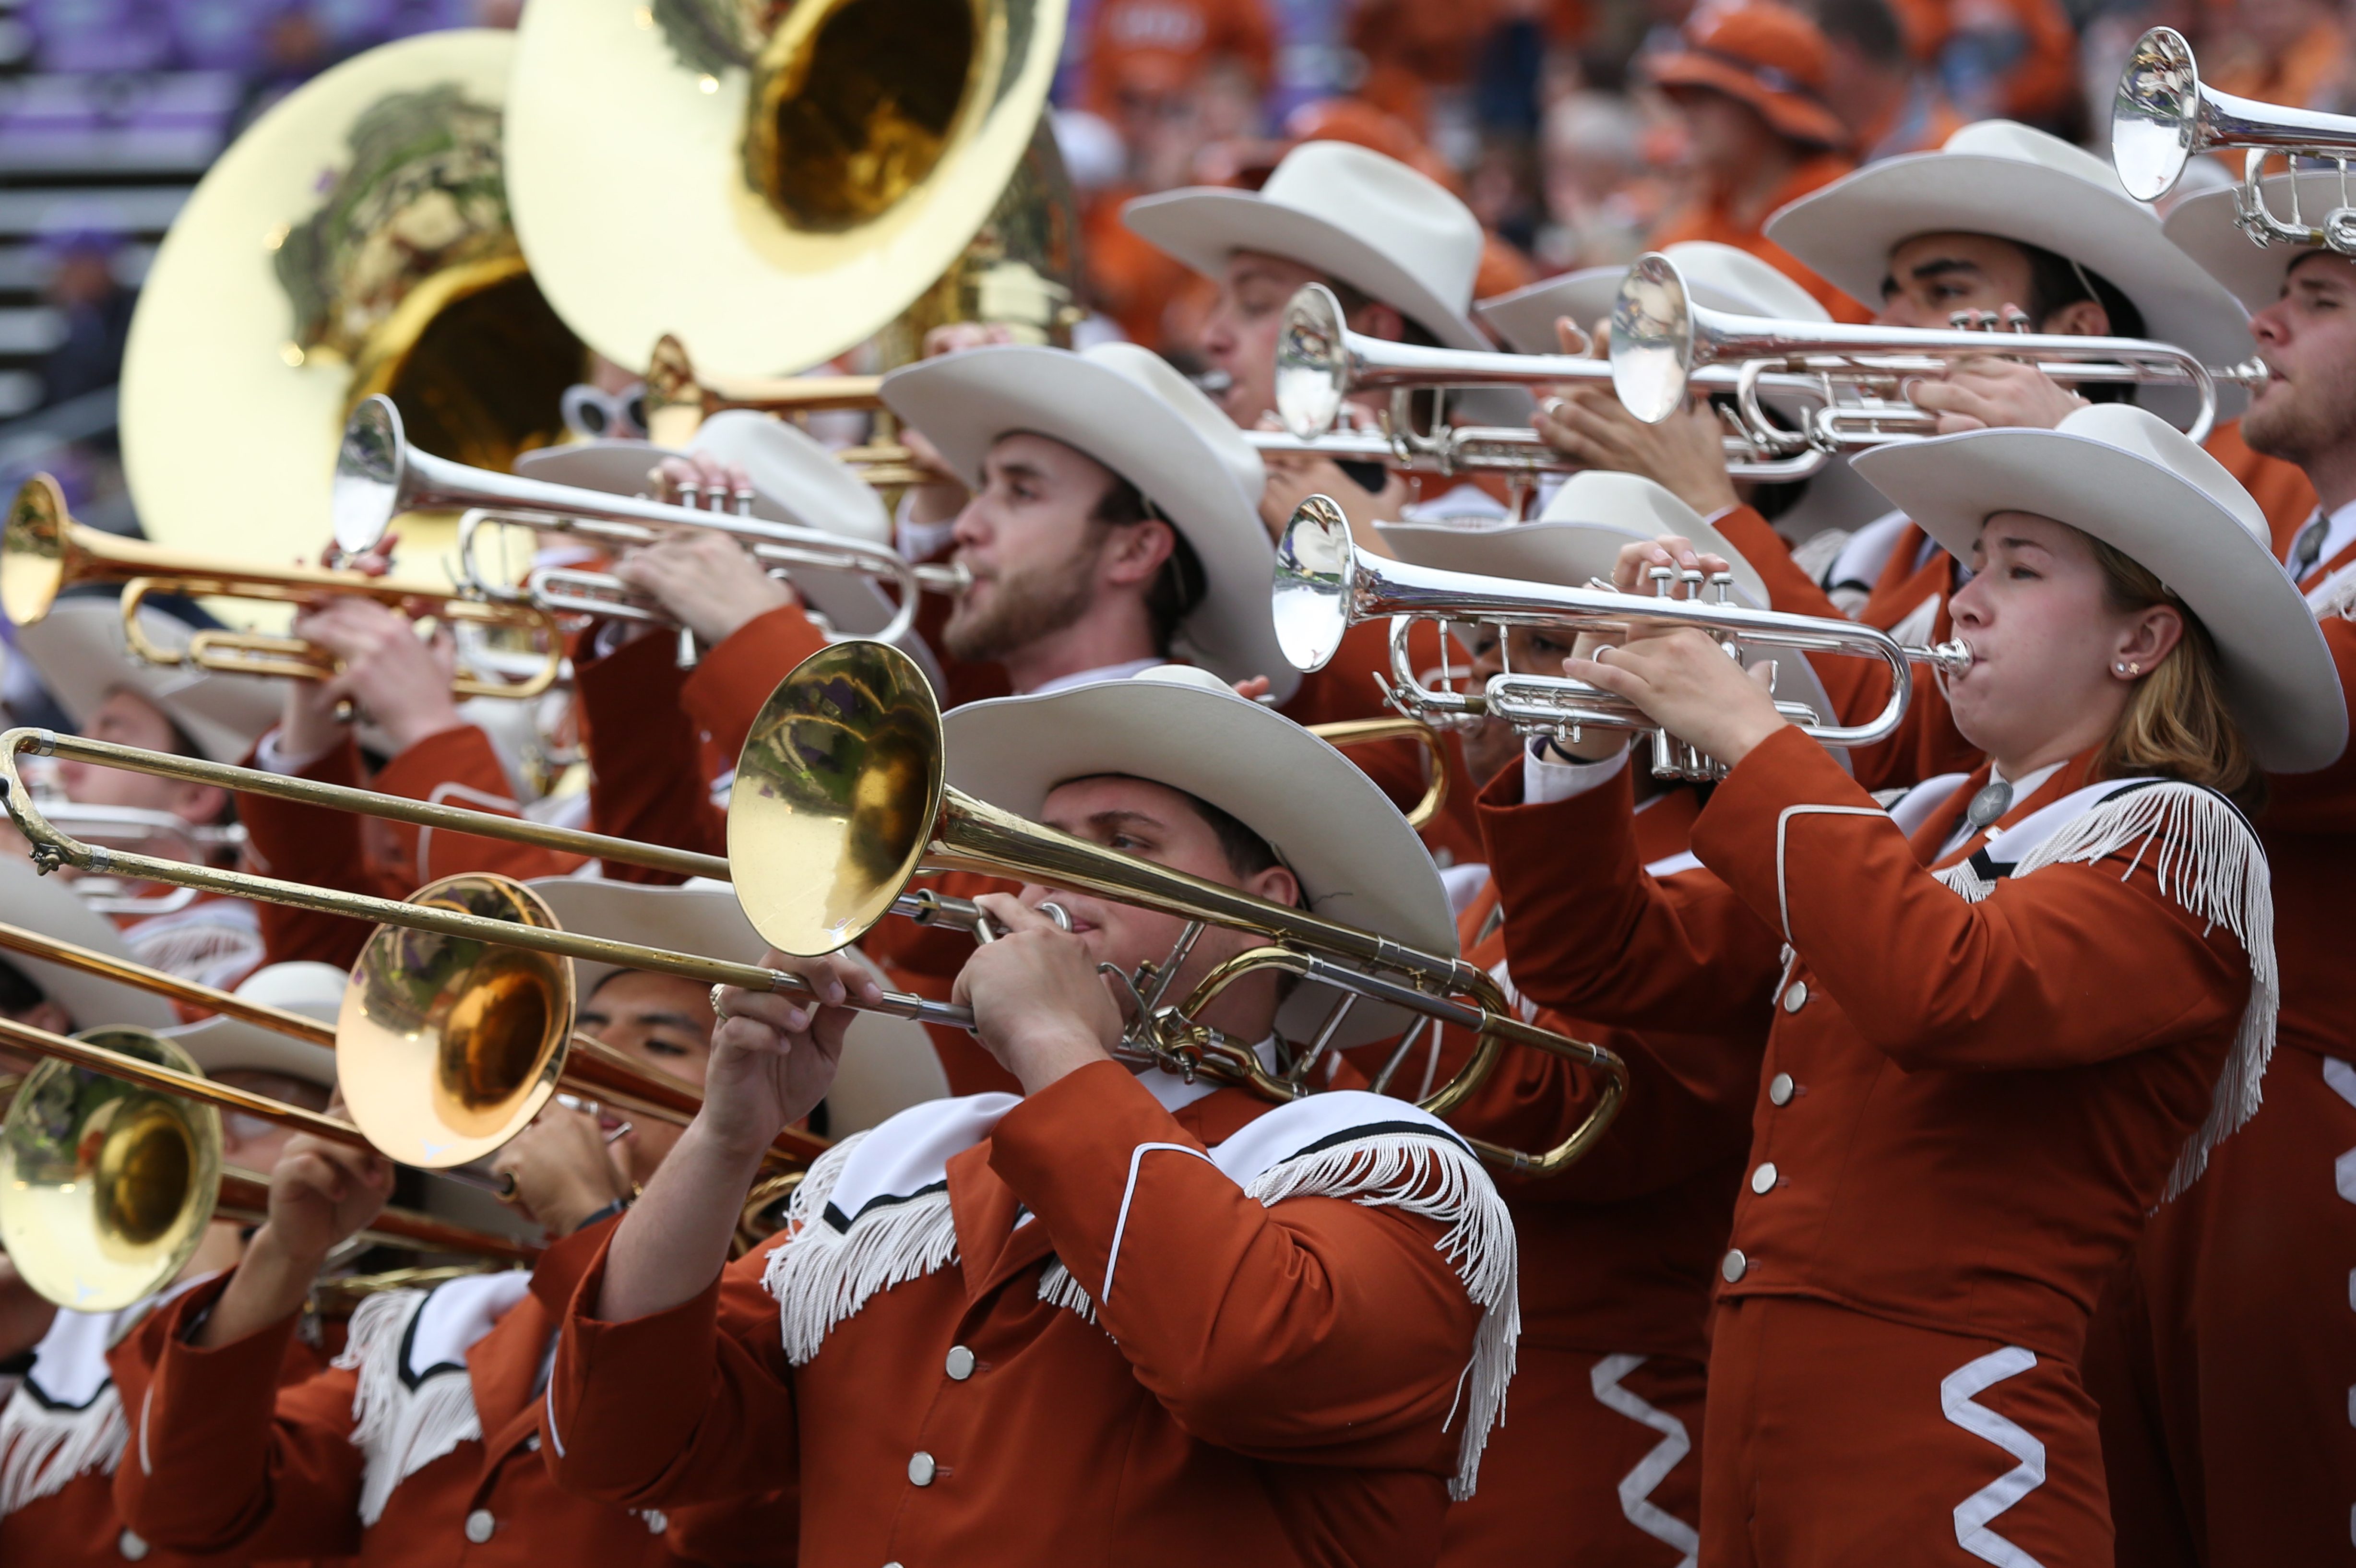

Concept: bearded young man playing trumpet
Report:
left=105, top=882, right=772, bottom=1567
left=537, top=666, right=1517, bottom=1567
left=1475, top=405, right=2341, bottom=1565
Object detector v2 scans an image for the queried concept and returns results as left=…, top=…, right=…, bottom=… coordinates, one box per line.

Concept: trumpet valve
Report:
left=1707, top=570, right=1735, bottom=604
left=1649, top=565, right=1676, bottom=597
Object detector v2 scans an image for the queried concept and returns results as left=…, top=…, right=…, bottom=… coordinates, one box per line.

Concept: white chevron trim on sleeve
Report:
left=1940, top=1345, right=2047, bottom=1568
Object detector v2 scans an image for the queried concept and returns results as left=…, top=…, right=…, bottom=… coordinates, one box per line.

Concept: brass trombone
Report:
left=643, top=334, right=933, bottom=486
left=0, top=642, right=1625, bottom=1178
left=1, top=474, right=565, bottom=699
left=1609, top=252, right=2269, bottom=450
left=1272, top=283, right=1832, bottom=482
left=1274, top=495, right=1972, bottom=781
left=2112, top=26, right=2356, bottom=251
left=0, top=1020, right=535, bottom=1310
left=22, top=801, right=247, bottom=916
left=334, top=396, right=965, bottom=648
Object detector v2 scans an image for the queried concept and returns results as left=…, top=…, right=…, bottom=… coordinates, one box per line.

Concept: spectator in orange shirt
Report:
left=2202, top=0, right=2348, bottom=118
left=1821, top=0, right=1966, bottom=160
left=1079, top=0, right=1274, bottom=119
left=1888, top=0, right=2078, bottom=128
left=1642, top=1, right=1874, bottom=322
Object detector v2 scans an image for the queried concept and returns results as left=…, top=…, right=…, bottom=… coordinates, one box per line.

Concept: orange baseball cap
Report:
left=1646, top=1, right=1850, bottom=149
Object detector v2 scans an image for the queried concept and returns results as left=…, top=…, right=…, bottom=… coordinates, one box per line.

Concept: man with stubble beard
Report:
left=2070, top=176, right=2356, bottom=1568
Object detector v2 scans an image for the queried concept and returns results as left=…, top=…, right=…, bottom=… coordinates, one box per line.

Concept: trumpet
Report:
left=1610, top=252, right=2269, bottom=450
left=643, top=335, right=933, bottom=486
left=0, top=641, right=1628, bottom=1178
left=2112, top=26, right=2356, bottom=252
left=1274, top=496, right=1971, bottom=781
left=1273, top=283, right=1831, bottom=482
left=2, top=475, right=564, bottom=699
left=334, top=396, right=964, bottom=649
left=0, top=1019, right=535, bottom=1309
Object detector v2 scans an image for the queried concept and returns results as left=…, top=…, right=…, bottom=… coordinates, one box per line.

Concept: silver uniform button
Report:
left=909, top=1450, right=938, bottom=1486
left=118, top=1529, right=149, bottom=1561
left=464, top=1509, right=496, bottom=1544
left=1751, top=1162, right=1778, bottom=1195
left=1768, top=1071, right=1795, bottom=1106
left=945, top=1344, right=976, bottom=1380
left=1782, top=980, right=1808, bottom=1013
left=1721, top=1247, right=1749, bottom=1283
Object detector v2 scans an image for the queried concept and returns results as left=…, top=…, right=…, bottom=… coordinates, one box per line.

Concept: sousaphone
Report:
left=119, top=30, right=587, bottom=584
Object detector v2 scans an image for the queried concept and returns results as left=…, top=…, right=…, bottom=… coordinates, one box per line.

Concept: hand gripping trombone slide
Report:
left=0, top=642, right=1624, bottom=1177
left=1274, top=495, right=1973, bottom=781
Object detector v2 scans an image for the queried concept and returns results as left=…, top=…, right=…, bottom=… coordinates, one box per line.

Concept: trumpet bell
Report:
left=730, top=641, right=946, bottom=956
left=333, top=395, right=407, bottom=556
left=0, top=1029, right=223, bottom=1311
left=2, top=472, right=69, bottom=627
left=339, top=873, right=573, bottom=1168
left=1609, top=252, right=1694, bottom=425
left=1275, top=283, right=1350, bottom=440
left=2112, top=26, right=2203, bottom=203
left=1271, top=493, right=1358, bottom=674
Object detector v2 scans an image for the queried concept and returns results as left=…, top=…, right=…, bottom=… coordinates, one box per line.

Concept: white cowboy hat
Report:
left=0, top=859, right=176, bottom=1030
left=1375, top=472, right=1845, bottom=761
left=161, top=961, right=341, bottom=1087
left=2161, top=171, right=2350, bottom=311
left=1124, top=141, right=1494, bottom=355
left=941, top=663, right=1455, bottom=1046
left=1763, top=120, right=2256, bottom=380
left=514, top=412, right=943, bottom=688
left=120, top=30, right=563, bottom=591
left=1476, top=240, right=1829, bottom=356
left=1851, top=403, right=2345, bottom=772
left=882, top=342, right=1297, bottom=699
left=15, top=598, right=280, bottom=763
left=526, top=874, right=946, bottom=1136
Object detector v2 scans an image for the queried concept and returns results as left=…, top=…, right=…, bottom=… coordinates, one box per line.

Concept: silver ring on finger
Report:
left=1541, top=396, right=1570, bottom=420
left=710, top=983, right=731, bottom=1022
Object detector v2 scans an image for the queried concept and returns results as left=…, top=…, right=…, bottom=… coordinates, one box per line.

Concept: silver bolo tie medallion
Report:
left=1963, top=780, right=2014, bottom=833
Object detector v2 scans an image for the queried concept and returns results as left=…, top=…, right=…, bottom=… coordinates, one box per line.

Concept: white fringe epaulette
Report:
left=1035, top=1259, right=1099, bottom=1325
left=1934, top=779, right=2275, bottom=1199
left=0, top=1381, right=126, bottom=1518
left=1242, top=1124, right=1519, bottom=1501
left=337, top=1287, right=487, bottom=1526
left=764, top=1130, right=962, bottom=1366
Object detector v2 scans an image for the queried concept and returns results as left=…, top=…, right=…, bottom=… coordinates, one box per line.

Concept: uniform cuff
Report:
left=548, top=1242, right=726, bottom=1475
left=1523, top=740, right=1629, bottom=803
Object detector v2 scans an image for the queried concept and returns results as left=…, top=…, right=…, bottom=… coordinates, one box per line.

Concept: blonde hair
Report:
left=2088, top=538, right=2263, bottom=809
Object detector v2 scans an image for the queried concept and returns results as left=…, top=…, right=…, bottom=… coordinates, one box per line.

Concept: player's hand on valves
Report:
left=1908, top=351, right=2085, bottom=433
left=284, top=597, right=464, bottom=755
left=489, top=1098, right=635, bottom=1234
left=700, top=951, right=869, bottom=1156
left=1558, top=535, right=1785, bottom=769
left=615, top=527, right=796, bottom=647
left=954, top=893, right=1123, bottom=1094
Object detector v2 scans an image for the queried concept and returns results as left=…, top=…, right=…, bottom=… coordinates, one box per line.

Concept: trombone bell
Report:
left=0, top=1029, right=223, bottom=1312
left=339, top=874, right=572, bottom=1168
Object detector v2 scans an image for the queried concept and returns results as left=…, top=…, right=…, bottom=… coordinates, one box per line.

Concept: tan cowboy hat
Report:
left=514, top=413, right=943, bottom=687
left=1123, top=141, right=1494, bottom=355
left=882, top=342, right=1297, bottom=699
left=0, top=860, right=176, bottom=1030
left=1763, top=120, right=2255, bottom=377
left=942, top=663, right=1454, bottom=1046
left=1476, top=240, right=1830, bottom=356
left=1852, top=403, right=2344, bottom=772
left=2161, top=171, right=2350, bottom=311
left=120, top=30, right=574, bottom=591
left=161, top=961, right=341, bottom=1087
left=526, top=875, right=947, bottom=1136
left=502, top=0, right=1064, bottom=380
left=1375, top=472, right=1844, bottom=762
left=15, top=598, right=280, bottom=763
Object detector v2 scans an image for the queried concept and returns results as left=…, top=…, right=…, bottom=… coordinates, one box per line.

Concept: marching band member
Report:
left=539, top=666, right=1517, bottom=1566
left=108, top=880, right=759, bottom=1567
left=1477, top=404, right=2340, bottom=1564
left=2069, top=172, right=2356, bottom=1568
left=1, top=956, right=343, bottom=1566
left=1371, top=475, right=1828, bottom=1567
left=1122, top=137, right=1527, bottom=535
left=11, top=601, right=277, bottom=989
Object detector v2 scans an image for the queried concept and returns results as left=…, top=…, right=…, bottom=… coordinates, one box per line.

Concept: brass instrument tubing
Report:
left=215, top=1168, right=542, bottom=1263
left=0, top=1015, right=368, bottom=1147
left=0, top=919, right=337, bottom=1046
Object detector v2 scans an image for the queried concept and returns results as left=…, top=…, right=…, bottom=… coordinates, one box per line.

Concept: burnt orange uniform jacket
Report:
left=239, top=724, right=585, bottom=971
left=542, top=1061, right=1497, bottom=1566
left=0, top=1301, right=330, bottom=1568
left=109, top=1218, right=702, bottom=1568
left=1478, top=731, right=2255, bottom=1561
left=2084, top=528, right=2356, bottom=1567
left=1653, top=156, right=1875, bottom=326
left=1425, top=786, right=1755, bottom=1566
